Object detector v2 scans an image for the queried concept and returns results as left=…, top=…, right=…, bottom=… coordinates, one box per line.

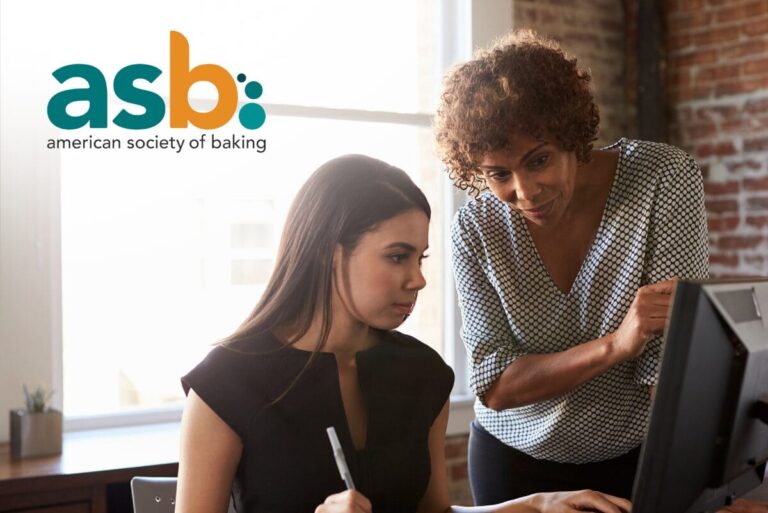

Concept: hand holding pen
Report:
left=316, top=427, right=371, bottom=513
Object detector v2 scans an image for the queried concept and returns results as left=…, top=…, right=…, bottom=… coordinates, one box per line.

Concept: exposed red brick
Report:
left=599, top=18, right=624, bottom=31
left=677, top=107, right=694, bottom=123
left=744, top=136, right=768, bottom=152
left=445, top=440, right=467, bottom=459
left=697, top=141, right=738, bottom=158
left=450, top=463, right=469, bottom=480
left=669, top=70, right=692, bottom=88
left=722, top=117, right=768, bottom=134
left=718, top=235, right=765, bottom=250
left=704, top=181, right=741, bottom=195
left=721, top=40, right=768, bottom=60
left=673, top=48, right=719, bottom=67
left=747, top=196, right=768, bottom=211
left=745, top=97, right=768, bottom=114
left=696, top=105, right=739, bottom=122
left=745, top=255, right=767, bottom=267
left=706, top=199, right=740, bottom=213
left=680, top=0, right=707, bottom=10
left=743, top=17, right=768, bottom=36
left=744, top=177, right=768, bottom=191
left=668, top=11, right=714, bottom=32
left=686, top=123, right=718, bottom=140
left=708, top=216, right=740, bottom=232
left=672, top=85, right=712, bottom=102
left=716, top=77, right=768, bottom=97
left=693, top=26, right=741, bottom=47
left=716, top=1, right=768, bottom=23
left=710, top=253, right=740, bottom=267
left=746, top=215, right=768, bottom=228
left=695, top=63, right=741, bottom=84
left=712, top=271, right=756, bottom=279
left=668, top=33, right=693, bottom=52
left=743, top=58, right=768, bottom=76
left=727, top=160, right=764, bottom=173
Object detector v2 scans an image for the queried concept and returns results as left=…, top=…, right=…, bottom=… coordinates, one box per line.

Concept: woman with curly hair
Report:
left=435, top=30, right=709, bottom=503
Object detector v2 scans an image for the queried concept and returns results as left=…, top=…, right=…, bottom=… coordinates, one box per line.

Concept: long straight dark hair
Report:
left=223, top=155, right=431, bottom=400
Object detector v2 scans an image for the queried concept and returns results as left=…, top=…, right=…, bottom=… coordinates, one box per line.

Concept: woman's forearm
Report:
left=483, top=333, right=627, bottom=410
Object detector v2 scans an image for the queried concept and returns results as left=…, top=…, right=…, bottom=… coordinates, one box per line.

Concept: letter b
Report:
left=169, top=31, right=237, bottom=129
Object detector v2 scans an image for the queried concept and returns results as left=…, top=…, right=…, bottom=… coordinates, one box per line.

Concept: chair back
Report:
left=131, top=476, right=236, bottom=513
left=131, top=477, right=177, bottom=513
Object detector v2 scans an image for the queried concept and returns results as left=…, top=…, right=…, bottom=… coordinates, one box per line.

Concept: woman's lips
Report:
left=393, top=303, right=415, bottom=315
left=521, top=198, right=555, bottom=220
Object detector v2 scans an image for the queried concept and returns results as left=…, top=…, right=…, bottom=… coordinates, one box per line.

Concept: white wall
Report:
left=0, top=1, right=63, bottom=442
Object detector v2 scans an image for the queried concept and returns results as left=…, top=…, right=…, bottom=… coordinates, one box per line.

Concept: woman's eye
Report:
left=389, top=254, right=408, bottom=264
left=529, top=154, right=549, bottom=170
left=488, top=171, right=510, bottom=183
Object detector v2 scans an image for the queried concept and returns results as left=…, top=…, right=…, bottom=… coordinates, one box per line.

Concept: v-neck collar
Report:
left=514, top=138, right=626, bottom=298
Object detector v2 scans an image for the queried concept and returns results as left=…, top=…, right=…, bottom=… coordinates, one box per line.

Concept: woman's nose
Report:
left=408, top=265, right=427, bottom=291
left=512, top=174, right=542, bottom=203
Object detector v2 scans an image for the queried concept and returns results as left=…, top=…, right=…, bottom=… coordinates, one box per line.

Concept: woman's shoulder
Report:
left=384, top=330, right=444, bottom=358
left=452, top=189, right=512, bottom=240
left=182, top=332, right=294, bottom=393
left=378, top=331, right=455, bottom=381
left=616, top=139, right=698, bottom=177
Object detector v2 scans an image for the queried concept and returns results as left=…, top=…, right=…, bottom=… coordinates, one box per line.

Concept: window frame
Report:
left=0, top=0, right=513, bottom=439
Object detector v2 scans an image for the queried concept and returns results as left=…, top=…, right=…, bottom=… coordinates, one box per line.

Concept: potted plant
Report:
left=9, top=385, right=62, bottom=459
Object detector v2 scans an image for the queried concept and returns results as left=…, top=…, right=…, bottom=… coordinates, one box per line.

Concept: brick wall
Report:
left=512, top=0, right=630, bottom=146
left=665, top=0, right=768, bottom=276
left=446, top=434, right=473, bottom=504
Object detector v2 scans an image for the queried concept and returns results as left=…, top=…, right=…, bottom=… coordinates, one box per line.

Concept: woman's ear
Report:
left=332, top=244, right=344, bottom=274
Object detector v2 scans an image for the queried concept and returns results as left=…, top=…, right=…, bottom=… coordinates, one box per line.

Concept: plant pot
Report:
left=10, top=409, right=63, bottom=459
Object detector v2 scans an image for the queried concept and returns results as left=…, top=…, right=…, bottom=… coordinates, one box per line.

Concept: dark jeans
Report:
left=468, top=420, right=640, bottom=505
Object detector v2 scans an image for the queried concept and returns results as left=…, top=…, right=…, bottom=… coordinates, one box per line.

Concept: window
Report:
left=1, top=0, right=511, bottom=434
left=57, top=1, right=447, bottom=421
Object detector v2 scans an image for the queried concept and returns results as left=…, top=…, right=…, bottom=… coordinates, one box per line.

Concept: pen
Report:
left=326, top=426, right=356, bottom=490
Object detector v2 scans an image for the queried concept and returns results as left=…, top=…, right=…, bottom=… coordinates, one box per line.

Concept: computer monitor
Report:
left=632, top=278, right=768, bottom=513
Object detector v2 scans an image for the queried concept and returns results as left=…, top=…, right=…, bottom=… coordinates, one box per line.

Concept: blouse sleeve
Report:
left=634, top=148, right=710, bottom=386
left=451, top=210, right=526, bottom=401
left=182, top=345, right=261, bottom=439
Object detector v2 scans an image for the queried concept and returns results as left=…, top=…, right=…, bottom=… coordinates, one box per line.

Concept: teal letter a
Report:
left=47, top=64, right=108, bottom=129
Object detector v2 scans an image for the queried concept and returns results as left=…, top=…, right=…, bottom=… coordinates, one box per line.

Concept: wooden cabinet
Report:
left=0, top=423, right=179, bottom=513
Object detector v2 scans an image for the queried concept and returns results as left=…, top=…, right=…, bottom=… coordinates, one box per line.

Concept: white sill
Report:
left=64, top=396, right=476, bottom=436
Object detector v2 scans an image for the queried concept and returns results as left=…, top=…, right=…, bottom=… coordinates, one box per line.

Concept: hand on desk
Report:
left=717, top=499, right=768, bottom=513
left=525, top=490, right=631, bottom=513
left=315, top=489, right=631, bottom=513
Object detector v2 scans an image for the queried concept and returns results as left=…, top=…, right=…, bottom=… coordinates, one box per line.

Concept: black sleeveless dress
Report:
left=182, top=330, right=454, bottom=513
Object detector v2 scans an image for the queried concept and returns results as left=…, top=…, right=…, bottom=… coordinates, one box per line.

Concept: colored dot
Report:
left=237, top=73, right=246, bottom=83
left=239, top=104, right=266, bottom=130
left=245, top=81, right=263, bottom=99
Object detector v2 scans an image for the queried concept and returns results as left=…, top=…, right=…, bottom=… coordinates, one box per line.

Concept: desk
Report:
left=0, top=423, right=179, bottom=513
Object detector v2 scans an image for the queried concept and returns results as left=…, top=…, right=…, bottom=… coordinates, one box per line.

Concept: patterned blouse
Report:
left=451, top=139, right=709, bottom=463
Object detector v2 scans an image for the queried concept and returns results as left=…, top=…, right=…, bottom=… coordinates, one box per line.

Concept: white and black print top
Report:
left=451, top=139, right=709, bottom=464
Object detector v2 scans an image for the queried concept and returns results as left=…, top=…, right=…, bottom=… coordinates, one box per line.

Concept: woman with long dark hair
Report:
left=175, top=155, right=631, bottom=513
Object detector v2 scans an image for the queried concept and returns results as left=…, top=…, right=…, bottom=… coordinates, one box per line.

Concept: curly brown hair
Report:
left=434, top=29, right=600, bottom=194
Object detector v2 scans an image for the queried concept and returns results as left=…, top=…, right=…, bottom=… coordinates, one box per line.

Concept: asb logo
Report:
left=47, top=31, right=265, bottom=130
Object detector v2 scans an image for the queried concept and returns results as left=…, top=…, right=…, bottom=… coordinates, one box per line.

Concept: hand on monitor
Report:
left=611, top=278, right=678, bottom=360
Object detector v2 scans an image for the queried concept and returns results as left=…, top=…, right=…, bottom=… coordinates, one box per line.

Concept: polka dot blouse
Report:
left=451, top=139, right=709, bottom=463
